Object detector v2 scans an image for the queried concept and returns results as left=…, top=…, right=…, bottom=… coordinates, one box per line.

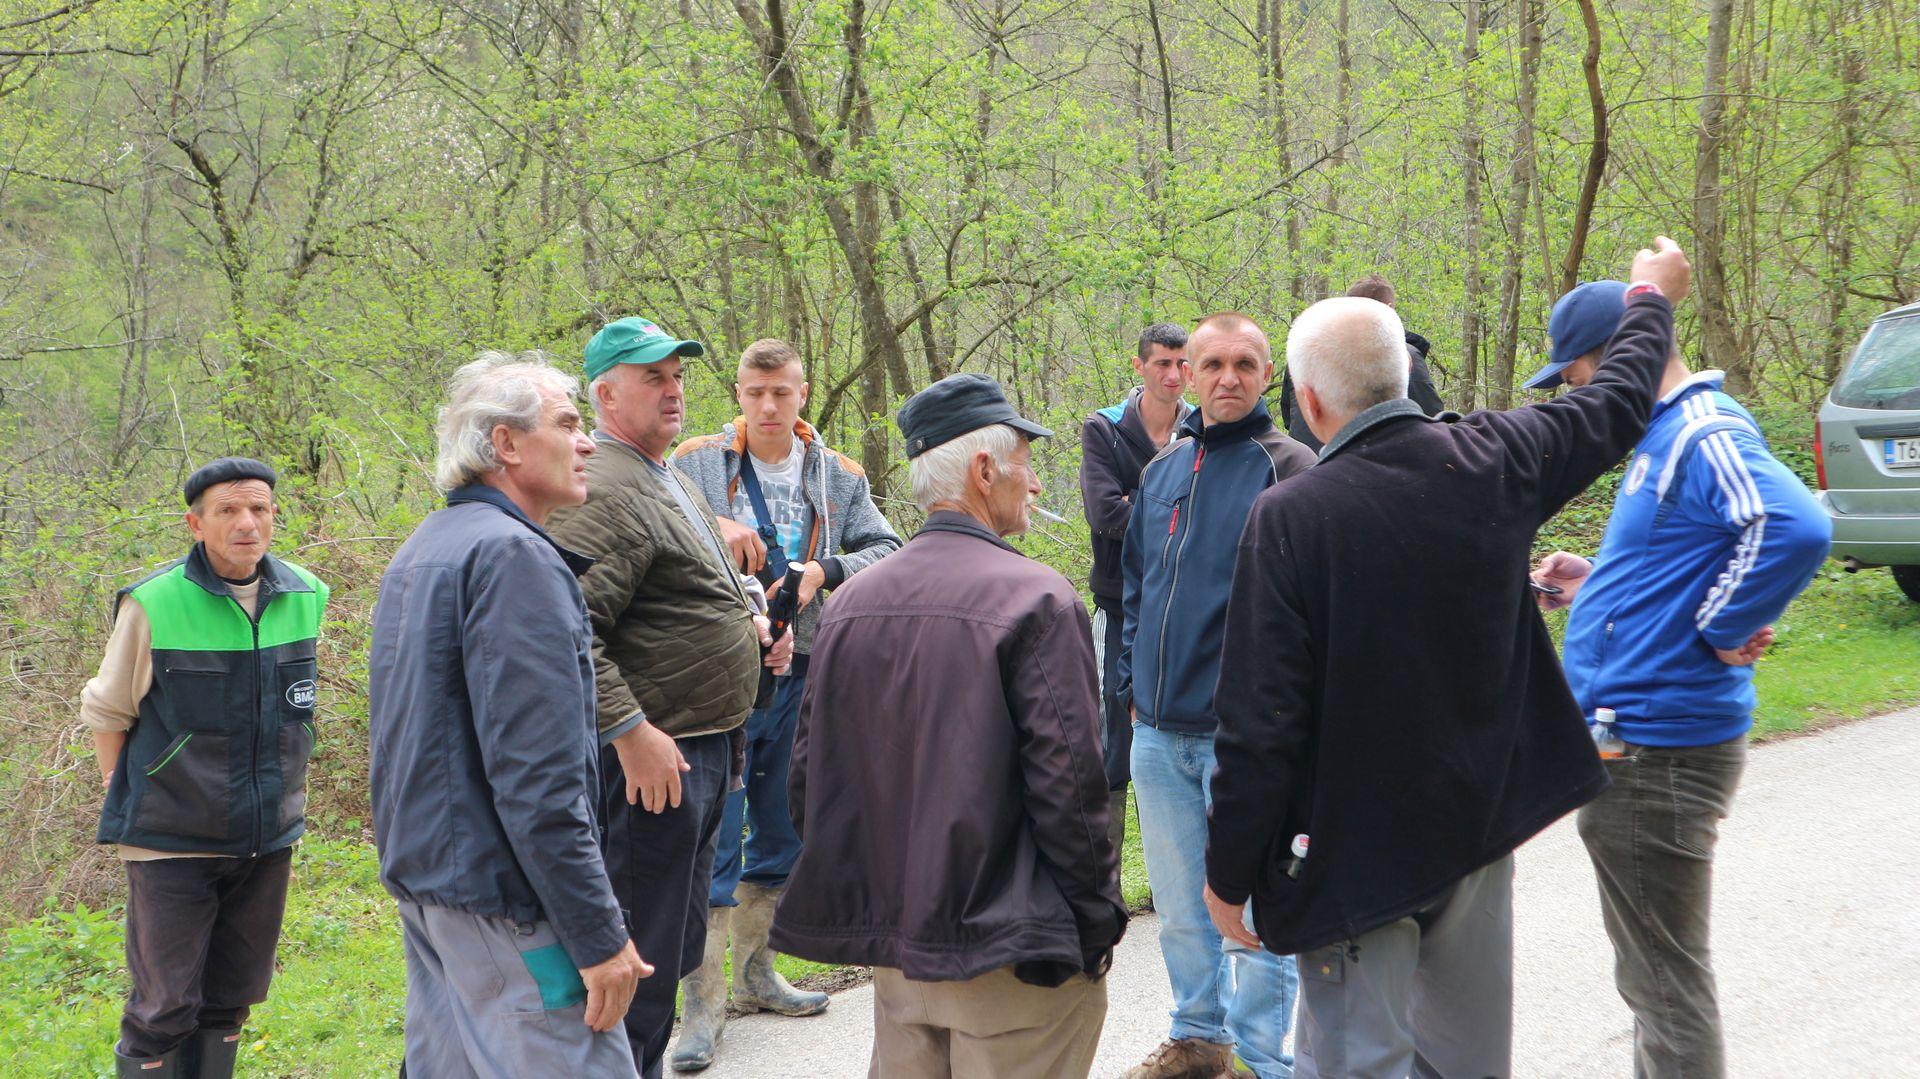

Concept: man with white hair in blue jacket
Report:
left=1530, top=280, right=1831, bottom=1079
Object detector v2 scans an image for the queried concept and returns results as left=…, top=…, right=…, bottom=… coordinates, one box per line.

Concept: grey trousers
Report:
left=1294, top=855, right=1515, bottom=1079
left=396, top=901, right=638, bottom=1079
left=1577, top=738, right=1747, bottom=1079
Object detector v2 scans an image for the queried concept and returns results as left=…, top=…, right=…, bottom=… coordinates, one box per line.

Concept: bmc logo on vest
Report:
left=287, top=680, right=317, bottom=710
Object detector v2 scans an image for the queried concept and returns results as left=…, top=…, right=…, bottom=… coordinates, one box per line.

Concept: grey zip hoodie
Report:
left=673, top=417, right=902, bottom=654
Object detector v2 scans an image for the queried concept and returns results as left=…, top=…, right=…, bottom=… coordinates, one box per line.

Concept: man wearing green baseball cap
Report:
left=549, top=315, right=792, bottom=1079
left=582, top=316, right=707, bottom=381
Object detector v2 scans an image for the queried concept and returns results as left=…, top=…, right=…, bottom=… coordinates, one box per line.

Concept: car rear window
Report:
left=1833, top=314, right=1920, bottom=409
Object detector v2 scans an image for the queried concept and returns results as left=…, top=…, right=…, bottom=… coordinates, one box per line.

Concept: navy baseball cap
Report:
left=897, top=373, right=1053, bottom=459
left=1526, top=280, right=1629, bottom=390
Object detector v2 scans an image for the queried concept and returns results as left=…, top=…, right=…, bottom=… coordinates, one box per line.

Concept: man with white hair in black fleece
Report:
left=1204, top=238, right=1693, bottom=1077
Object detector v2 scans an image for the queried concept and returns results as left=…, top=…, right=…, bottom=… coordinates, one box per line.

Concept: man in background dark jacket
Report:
left=1078, top=321, right=1191, bottom=856
left=774, top=374, right=1124, bottom=1079
left=1204, top=239, right=1692, bottom=1077
left=1118, top=313, right=1312, bottom=1079
left=370, top=352, right=648, bottom=1077
left=1279, top=273, right=1444, bottom=452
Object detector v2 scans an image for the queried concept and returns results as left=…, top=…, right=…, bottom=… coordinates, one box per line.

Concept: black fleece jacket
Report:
left=1206, top=295, right=1674, bottom=956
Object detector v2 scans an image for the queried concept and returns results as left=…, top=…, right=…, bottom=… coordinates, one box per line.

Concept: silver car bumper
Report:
left=1819, top=491, right=1920, bottom=567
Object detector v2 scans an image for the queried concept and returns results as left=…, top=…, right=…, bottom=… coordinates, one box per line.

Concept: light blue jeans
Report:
left=1132, top=721, right=1298, bottom=1079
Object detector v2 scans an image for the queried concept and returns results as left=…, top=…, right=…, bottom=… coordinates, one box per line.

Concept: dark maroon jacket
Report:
left=771, top=510, right=1126, bottom=984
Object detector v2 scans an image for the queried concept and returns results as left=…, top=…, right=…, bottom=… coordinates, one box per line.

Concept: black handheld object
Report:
left=1528, top=579, right=1563, bottom=596
left=755, top=563, right=806, bottom=708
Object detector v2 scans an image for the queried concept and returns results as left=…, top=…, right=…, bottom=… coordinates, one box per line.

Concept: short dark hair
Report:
left=739, top=338, right=803, bottom=375
left=1345, top=274, right=1396, bottom=306
left=1136, top=322, right=1189, bottom=362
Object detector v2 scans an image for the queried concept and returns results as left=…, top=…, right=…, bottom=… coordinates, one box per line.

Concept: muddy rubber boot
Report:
left=731, top=882, right=827, bottom=1017
left=116, top=1044, right=183, bottom=1078
left=185, top=1026, right=242, bottom=1079
left=670, top=906, right=731, bottom=1074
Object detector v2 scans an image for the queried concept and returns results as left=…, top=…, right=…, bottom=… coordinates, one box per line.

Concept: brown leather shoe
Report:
left=1121, top=1038, right=1236, bottom=1079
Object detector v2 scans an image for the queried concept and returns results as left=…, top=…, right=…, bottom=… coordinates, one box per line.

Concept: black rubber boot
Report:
left=186, top=1027, right=242, bottom=1079
left=115, top=1044, right=183, bottom=1078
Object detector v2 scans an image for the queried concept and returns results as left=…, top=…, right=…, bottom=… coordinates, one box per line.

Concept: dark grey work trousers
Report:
left=1578, top=738, right=1747, bottom=1079
left=1294, top=854, right=1515, bottom=1079
left=597, top=730, right=731, bottom=1079
left=119, top=846, right=293, bottom=1058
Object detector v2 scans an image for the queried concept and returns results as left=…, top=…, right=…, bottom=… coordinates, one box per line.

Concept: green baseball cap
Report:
left=583, top=316, right=705, bottom=381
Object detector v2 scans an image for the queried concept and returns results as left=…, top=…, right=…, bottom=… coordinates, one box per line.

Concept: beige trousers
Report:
left=868, top=965, right=1108, bottom=1079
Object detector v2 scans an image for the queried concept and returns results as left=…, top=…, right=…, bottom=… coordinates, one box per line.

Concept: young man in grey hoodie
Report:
left=667, top=337, right=901, bottom=1072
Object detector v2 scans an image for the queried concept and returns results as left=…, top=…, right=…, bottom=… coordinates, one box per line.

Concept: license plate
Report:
left=1887, top=437, right=1920, bottom=467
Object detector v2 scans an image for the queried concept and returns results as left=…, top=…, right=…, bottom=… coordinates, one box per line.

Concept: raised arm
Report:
left=1469, top=239, right=1690, bottom=520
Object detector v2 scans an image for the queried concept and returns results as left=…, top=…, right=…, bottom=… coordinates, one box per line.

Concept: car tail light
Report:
left=1814, top=418, right=1827, bottom=490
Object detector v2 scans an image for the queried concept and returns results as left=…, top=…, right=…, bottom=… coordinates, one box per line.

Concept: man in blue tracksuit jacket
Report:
left=1530, top=280, right=1830, bottom=1079
left=1117, top=312, right=1313, bottom=1079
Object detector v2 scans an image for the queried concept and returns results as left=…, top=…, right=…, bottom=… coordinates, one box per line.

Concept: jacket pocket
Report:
left=276, top=721, right=312, bottom=826
left=134, top=731, right=231, bottom=841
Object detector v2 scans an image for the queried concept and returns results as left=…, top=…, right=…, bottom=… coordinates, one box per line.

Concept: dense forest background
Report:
left=0, top=0, right=1914, bottom=914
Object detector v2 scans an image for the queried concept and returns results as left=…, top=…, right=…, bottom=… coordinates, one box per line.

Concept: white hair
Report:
left=433, top=350, right=578, bottom=492
left=1284, top=297, right=1410, bottom=417
left=909, top=423, right=1021, bottom=511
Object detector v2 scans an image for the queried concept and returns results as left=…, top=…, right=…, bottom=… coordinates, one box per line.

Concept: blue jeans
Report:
left=708, top=660, right=808, bottom=907
left=1132, top=721, right=1298, bottom=1079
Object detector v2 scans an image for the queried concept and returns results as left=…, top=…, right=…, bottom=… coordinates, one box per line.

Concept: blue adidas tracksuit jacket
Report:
left=1561, top=371, right=1831, bottom=747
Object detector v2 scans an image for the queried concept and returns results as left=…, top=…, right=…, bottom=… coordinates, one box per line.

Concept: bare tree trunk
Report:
left=1493, top=0, right=1541, bottom=409
left=1560, top=0, right=1609, bottom=294
left=1822, top=0, right=1863, bottom=385
left=1266, top=0, right=1303, bottom=304
left=734, top=0, right=907, bottom=489
left=1694, top=0, right=1744, bottom=391
left=1460, top=0, right=1484, bottom=410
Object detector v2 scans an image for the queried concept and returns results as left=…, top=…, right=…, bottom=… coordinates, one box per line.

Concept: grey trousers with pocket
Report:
left=396, top=901, right=638, bottom=1079
left=1577, top=738, right=1747, bottom=1079
left=1294, top=854, right=1515, bottom=1079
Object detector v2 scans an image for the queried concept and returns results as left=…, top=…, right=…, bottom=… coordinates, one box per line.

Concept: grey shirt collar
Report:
left=1316, top=398, right=1432, bottom=463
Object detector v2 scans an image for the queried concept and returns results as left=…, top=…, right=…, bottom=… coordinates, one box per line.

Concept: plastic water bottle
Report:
left=1286, top=833, right=1309, bottom=879
left=1592, top=707, right=1626, bottom=760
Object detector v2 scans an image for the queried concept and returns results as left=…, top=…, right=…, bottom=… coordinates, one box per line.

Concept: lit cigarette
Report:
left=1031, top=506, right=1067, bottom=525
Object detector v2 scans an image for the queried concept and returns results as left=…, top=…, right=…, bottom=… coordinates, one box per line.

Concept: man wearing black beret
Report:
left=83, top=456, right=330, bottom=1079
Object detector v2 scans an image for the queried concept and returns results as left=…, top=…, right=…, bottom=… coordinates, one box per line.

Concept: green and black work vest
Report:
left=96, top=544, right=329, bottom=856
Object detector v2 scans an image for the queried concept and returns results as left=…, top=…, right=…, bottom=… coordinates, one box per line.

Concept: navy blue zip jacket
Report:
left=368, top=485, right=629, bottom=970
left=1118, top=400, right=1314, bottom=733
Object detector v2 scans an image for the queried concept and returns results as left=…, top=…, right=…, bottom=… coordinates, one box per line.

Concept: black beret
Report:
left=184, top=457, right=278, bottom=507
left=896, top=373, right=1053, bottom=460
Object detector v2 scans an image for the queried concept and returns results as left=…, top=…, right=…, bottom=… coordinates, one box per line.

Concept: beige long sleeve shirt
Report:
left=82, top=579, right=260, bottom=861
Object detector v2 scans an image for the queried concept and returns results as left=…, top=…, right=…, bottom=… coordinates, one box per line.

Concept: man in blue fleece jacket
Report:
left=1530, top=282, right=1830, bottom=1079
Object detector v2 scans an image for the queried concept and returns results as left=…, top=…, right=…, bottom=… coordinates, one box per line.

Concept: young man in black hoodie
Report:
left=1204, top=239, right=1691, bottom=1077
left=1077, top=322, right=1191, bottom=853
